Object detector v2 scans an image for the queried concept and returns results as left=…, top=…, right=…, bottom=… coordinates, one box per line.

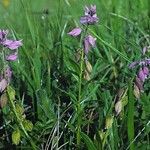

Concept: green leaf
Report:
left=12, top=128, right=21, bottom=145
left=81, top=84, right=100, bottom=104
left=7, top=86, right=15, bottom=101
left=65, top=57, right=80, bottom=81
left=115, top=101, right=122, bottom=116
left=23, top=119, right=33, bottom=131
left=0, top=92, right=8, bottom=108
left=141, top=93, right=150, bottom=119
left=15, top=104, right=24, bottom=115
left=105, top=116, right=114, bottom=129
left=81, top=132, right=97, bottom=150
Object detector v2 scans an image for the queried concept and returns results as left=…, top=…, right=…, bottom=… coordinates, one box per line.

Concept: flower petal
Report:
left=3, top=39, right=22, bottom=50
left=87, top=35, right=96, bottom=47
left=80, top=15, right=98, bottom=25
left=80, top=5, right=98, bottom=25
left=143, top=66, right=149, bottom=75
left=5, top=67, right=12, bottom=81
left=84, top=37, right=90, bottom=54
left=68, top=28, right=82, bottom=37
left=135, top=77, right=144, bottom=91
left=145, top=58, right=150, bottom=65
left=128, top=61, right=138, bottom=68
left=84, top=6, right=90, bottom=15
left=6, top=53, right=18, bottom=61
left=138, top=68, right=146, bottom=82
left=84, top=35, right=96, bottom=54
left=0, top=30, right=8, bottom=43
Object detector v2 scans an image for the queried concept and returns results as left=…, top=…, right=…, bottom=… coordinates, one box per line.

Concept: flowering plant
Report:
left=0, top=29, right=22, bottom=93
left=129, top=46, right=150, bottom=97
left=68, top=5, right=98, bottom=55
left=67, top=5, right=99, bottom=147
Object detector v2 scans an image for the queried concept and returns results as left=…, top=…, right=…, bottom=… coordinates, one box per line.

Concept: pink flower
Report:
left=6, top=53, right=18, bottom=61
left=5, top=67, right=12, bottom=82
left=84, top=35, right=96, bottom=54
left=0, top=30, right=8, bottom=43
left=138, top=67, right=149, bottom=82
left=80, top=5, right=98, bottom=25
left=68, top=28, right=82, bottom=37
left=80, top=16, right=98, bottom=25
left=3, top=39, right=22, bottom=50
left=129, top=61, right=139, bottom=69
left=85, top=5, right=96, bottom=16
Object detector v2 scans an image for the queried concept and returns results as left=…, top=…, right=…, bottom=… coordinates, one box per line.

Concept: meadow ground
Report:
left=0, top=0, right=150, bottom=149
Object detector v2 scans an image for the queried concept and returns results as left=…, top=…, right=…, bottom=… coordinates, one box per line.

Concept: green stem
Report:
left=127, top=80, right=135, bottom=150
left=77, top=48, right=84, bottom=147
left=77, top=25, right=88, bottom=149
left=1, top=47, right=6, bottom=74
left=77, top=25, right=88, bottom=148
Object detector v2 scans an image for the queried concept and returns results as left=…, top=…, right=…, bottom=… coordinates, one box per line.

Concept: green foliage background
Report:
left=0, top=0, right=150, bottom=149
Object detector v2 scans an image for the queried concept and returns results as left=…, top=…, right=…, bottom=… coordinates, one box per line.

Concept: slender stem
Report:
left=1, top=47, right=6, bottom=75
left=127, top=80, right=135, bottom=150
left=77, top=25, right=88, bottom=148
left=77, top=48, right=84, bottom=147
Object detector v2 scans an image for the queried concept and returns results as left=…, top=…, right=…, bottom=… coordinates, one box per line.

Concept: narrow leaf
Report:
left=81, top=132, right=97, bottom=150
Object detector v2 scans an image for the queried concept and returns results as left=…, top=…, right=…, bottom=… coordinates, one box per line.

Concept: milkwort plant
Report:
left=68, top=5, right=99, bottom=147
left=0, top=30, right=36, bottom=148
left=0, top=29, right=22, bottom=93
left=129, top=46, right=150, bottom=98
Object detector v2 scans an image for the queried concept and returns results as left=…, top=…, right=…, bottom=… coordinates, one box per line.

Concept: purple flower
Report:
left=0, top=30, right=8, bottom=43
left=80, top=16, right=98, bottom=25
left=5, top=67, right=12, bottom=78
left=68, top=27, right=82, bottom=37
left=135, top=77, right=144, bottom=92
left=87, top=35, right=96, bottom=46
left=145, top=58, right=150, bottom=65
left=138, top=67, right=149, bottom=82
left=134, top=65, right=149, bottom=93
left=5, top=67, right=12, bottom=82
left=0, top=29, right=22, bottom=50
left=143, top=66, right=149, bottom=75
left=80, top=5, right=98, bottom=25
left=84, top=35, right=96, bottom=54
left=129, top=47, right=150, bottom=94
left=85, top=5, right=96, bottom=16
left=3, top=39, right=22, bottom=50
left=129, top=61, right=139, bottom=69
left=6, top=53, right=18, bottom=61
left=129, top=58, right=150, bottom=69
left=138, top=68, right=145, bottom=82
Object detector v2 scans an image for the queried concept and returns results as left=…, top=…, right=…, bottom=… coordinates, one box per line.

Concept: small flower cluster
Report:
left=0, top=29, right=22, bottom=93
left=80, top=5, right=98, bottom=25
left=129, top=46, right=150, bottom=92
left=0, top=30, right=22, bottom=61
left=68, top=5, right=98, bottom=54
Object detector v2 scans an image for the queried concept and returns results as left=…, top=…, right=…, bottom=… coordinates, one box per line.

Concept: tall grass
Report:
left=0, top=0, right=150, bottom=149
